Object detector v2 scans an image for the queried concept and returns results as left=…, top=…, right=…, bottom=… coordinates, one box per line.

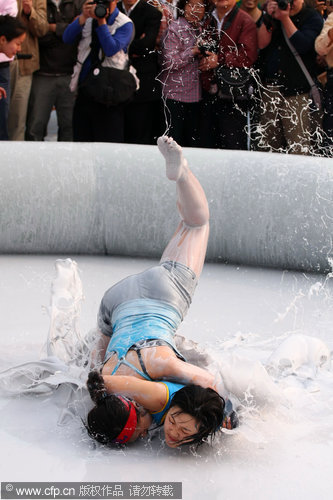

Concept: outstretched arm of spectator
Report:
left=20, top=0, right=49, bottom=38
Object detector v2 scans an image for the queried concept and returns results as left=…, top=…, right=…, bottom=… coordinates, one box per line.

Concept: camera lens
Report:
left=95, top=3, right=107, bottom=17
left=277, top=0, right=289, bottom=9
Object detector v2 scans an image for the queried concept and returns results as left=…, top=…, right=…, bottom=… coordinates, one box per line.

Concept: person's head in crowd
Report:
left=177, top=0, right=207, bottom=24
left=0, top=15, right=26, bottom=58
left=240, top=0, right=262, bottom=22
left=213, top=0, right=238, bottom=14
left=82, top=0, right=117, bottom=21
left=266, top=0, right=305, bottom=17
left=120, top=0, right=138, bottom=11
left=310, top=0, right=333, bottom=17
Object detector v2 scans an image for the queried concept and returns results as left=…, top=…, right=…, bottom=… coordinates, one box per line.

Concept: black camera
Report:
left=17, top=53, right=32, bottom=60
left=277, top=0, right=292, bottom=10
left=197, top=39, right=216, bottom=58
left=198, top=45, right=209, bottom=57
left=88, top=1, right=109, bottom=18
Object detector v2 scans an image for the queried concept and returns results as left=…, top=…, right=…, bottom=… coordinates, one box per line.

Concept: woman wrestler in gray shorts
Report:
left=86, top=137, right=235, bottom=448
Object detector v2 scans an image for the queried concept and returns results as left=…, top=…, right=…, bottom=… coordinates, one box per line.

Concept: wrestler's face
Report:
left=163, top=406, right=199, bottom=448
left=127, top=406, right=152, bottom=443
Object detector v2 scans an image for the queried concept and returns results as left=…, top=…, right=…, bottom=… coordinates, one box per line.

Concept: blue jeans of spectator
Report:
left=0, top=63, right=10, bottom=140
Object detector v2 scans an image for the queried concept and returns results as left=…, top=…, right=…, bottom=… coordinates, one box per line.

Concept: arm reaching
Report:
left=146, top=351, right=222, bottom=392
left=102, top=374, right=168, bottom=412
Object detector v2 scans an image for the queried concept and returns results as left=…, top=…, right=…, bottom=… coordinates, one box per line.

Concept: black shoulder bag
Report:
left=214, top=6, right=253, bottom=100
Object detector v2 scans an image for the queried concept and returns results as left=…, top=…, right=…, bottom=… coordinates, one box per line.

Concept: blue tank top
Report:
left=151, top=381, right=185, bottom=425
left=104, top=298, right=185, bottom=379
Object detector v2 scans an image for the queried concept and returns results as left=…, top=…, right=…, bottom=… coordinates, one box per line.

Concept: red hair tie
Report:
left=113, top=396, right=138, bottom=444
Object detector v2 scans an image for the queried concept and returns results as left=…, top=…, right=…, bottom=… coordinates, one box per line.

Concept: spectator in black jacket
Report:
left=26, top=0, right=82, bottom=141
left=118, top=0, right=162, bottom=144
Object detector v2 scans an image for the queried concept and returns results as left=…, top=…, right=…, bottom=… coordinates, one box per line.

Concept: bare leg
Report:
left=157, top=136, right=209, bottom=277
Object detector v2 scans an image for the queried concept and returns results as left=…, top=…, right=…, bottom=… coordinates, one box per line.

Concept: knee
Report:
left=189, top=207, right=210, bottom=227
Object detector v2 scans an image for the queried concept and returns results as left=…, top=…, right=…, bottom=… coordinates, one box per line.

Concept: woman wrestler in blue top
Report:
left=86, top=136, right=234, bottom=448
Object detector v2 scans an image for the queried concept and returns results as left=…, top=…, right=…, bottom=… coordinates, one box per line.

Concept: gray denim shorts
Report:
left=98, top=260, right=198, bottom=337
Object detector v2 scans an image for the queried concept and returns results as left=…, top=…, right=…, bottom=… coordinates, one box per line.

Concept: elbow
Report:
left=62, top=32, right=71, bottom=44
left=103, top=42, right=122, bottom=57
left=103, top=49, right=118, bottom=58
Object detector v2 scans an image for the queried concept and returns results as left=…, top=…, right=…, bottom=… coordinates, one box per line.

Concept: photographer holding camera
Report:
left=63, top=1, right=133, bottom=142
left=63, top=0, right=133, bottom=142
left=256, top=0, right=323, bottom=153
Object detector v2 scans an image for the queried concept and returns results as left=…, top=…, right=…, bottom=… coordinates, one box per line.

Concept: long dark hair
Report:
left=168, top=384, right=225, bottom=446
left=86, top=371, right=138, bottom=445
left=0, top=15, right=26, bottom=41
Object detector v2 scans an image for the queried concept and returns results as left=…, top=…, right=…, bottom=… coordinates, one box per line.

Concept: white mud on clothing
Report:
left=0, top=256, right=332, bottom=499
left=1, top=258, right=331, bottom=435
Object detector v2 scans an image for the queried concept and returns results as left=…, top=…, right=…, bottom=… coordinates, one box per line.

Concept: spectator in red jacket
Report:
left=198, top=0, right=258, bottom=149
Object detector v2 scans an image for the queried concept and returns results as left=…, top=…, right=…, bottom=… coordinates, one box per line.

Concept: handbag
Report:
left=216, top=66, right=252, bottom=100
left=207, top=4, right=253, bottom=100
left=282, top=26, right=323, bottom=112
left=80, top=64, right=137, bottom=106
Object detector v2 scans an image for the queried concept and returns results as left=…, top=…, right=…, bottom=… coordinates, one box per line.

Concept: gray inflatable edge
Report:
left=1, top=141, right=332, bottom=273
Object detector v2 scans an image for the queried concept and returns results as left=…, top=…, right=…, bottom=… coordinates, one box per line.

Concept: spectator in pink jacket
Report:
left=160, top=0, right=207, bottom=147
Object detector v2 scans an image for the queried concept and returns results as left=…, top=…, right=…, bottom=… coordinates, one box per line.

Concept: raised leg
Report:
left=157, top=136, right=209, bottom=278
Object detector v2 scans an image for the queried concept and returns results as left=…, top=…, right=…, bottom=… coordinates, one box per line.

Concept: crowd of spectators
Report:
left=0, top=0, right=332, bottom=155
